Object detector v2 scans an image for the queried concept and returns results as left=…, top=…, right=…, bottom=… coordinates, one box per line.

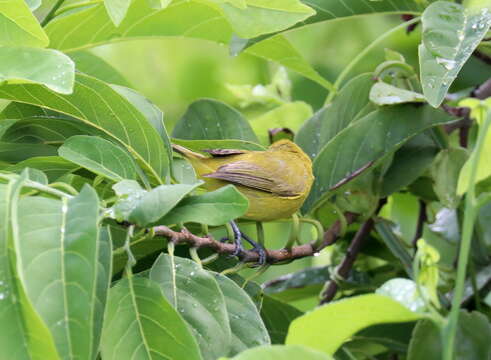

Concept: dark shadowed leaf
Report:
left=150, top=254, right=230, bottom=360
left=302, top=105, right=454, bottom=214
left=260, top=296, right=303, bottom=344
left=59, top=135, right=139, bottom=182
left=173, top=99, right=258, bottom=142
left=101, top=276, right=201, bottom=360
left=5, top=156, right=78, bottom=182
left=159, top=185, right=249, bottom=226
left=0, top=141, right=58, bottom=162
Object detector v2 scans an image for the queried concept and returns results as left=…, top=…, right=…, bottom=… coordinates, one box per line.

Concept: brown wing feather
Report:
left=203, top=160, right=299, bottom=197
left=202, top=149, right=247, bottom=157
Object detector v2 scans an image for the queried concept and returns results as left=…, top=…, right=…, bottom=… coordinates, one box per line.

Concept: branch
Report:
left=319, top=218, right=375, bottom=304
left=471, top=77, right=491, bottom=100
left=152, top=213, right=357, bottom=264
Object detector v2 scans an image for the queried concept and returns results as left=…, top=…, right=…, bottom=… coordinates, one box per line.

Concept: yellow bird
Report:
left=172, top=139, right=314, bottom=222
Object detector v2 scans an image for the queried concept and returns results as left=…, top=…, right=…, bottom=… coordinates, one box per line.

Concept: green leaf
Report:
left=59, top=135, right=139, bottom=182
left=0, top=141, right=57, bottom=162
left=381, top=134, right=440, bottom=197
left=104, top=0, right=132, bottom=26
left=112, top=180, right=202, bottom=226
left=173, top=99, right=258, bottom=142
left=420, top=1, right=491, bottom=107
left=69, top=50, right=131, bottom=87
left=213, top=0, right=315, bottom=39
left=431, top=148, right=468, bottom=208
left=14, top=185, right=109, bottom=359
left=286, top=294, right=422, bottom=355
left=260, top=296, right=303, bottom=344
left=0, top=119, right=18, bottom=138
left=375, top=219, right=413, bottom=276
left=172, top=139, right=265, bottom=153
left=302, top=105, right=454, bottom=214
left=0, top=0, right=48, bottom=47
left=0, top=46, right=74, bottom=95
left=408, top=311, right=491, bottom=360
left=376, top=278, right=425, bottom=313
left=0, top=180, right=60, bottom=360
left=250, top=101, right=312, bottom=145
left=159, top=185, right=249, bottom=226
left=295, top=73, right=373, bottom=160
left=369, top=82, right=425, bottom=106
left=0, top=73, right=170, bottom=182
left=5, top=156, right=78, bottom=182
left=222, top=345, right=333, bottom=360
left=172, top=158, right=198, bottom=184
left=25, top=0, right=41, bottom=10
left=150, top=254, right=231, bottom=360
left=214, top=273, right=270, bottom=356
left=101, top=276, right=201, bottom=360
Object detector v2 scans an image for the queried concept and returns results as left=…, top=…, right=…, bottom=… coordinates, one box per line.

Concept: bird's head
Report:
left=269, top=139, right=312, bottom=164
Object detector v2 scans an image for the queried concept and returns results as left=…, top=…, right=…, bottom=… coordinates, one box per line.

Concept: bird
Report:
left=171, top=139, right=314, bottom=264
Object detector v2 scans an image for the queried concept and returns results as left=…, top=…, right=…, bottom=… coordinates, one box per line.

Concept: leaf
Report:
left=25, top=0, right=41, bottom=10
left=104, top=0, right=132, bottom=26
left=69, top=50, right=131, bottom=87
left=112, top=180, right=202, bottom=226
left=369, top=82, right=425, bottom=106
left=172, top=158, right=198, bottom=184
left=0, top=180, right=60, bottom=360
left=14, top=185, right=109, bottom=359
left=222, top=345, right=333, bottom=360
left=45, top=1, right=323, bottom=93
left=302, top=105, right=454, bottom=214
left=159, top=185, right=248, bottom=226
left=408, top=311, right=491, bottom=360
left=0, top=141, right=58, bottom=162
left=260, top=296, right=303, bottom=344
left=0, top=46, right=75, bottom=95
left=0, top=0, right=48, bottom=47
left=173, top=99, right=258, bottom=142
left=431, top=148, right=468, bottom=208
left=376, top=278, right=425, bottom=313
left=295, top=73, right=374, bottom=160
left=214, top=273, right=270, bottom=356
left=420, top=1, right=491, bottom=107
left=0, top=73, right=170, bottom=182
left=381, top=134, right=440, bottom=197
left=250, top=101, right=312, bottom=145
left=58, top=135, right=139, bottom=182
left=286, top=294, right=422, bottom=355
left=150, top=254, right=231, bottom=360
left=0, top=119, right=18, bottom=138
left=172, top=139, right=265, bottom=154
left=214, top=0, right=315, bottom=39
left=100, top=276, right=201, bottom=360
left=241, top=35, right=332, bottom=90
left=5, top=156, right=78, bottom=182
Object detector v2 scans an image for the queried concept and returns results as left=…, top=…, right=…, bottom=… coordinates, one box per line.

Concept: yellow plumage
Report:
left=172, top=139, right=314, bottom=221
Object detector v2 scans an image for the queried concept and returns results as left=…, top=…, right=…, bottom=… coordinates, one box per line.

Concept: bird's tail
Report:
left=171, top=143, right=207, bottom=159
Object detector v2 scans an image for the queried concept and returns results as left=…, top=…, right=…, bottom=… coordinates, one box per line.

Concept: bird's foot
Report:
left=241, top=232, right=267, bottom=266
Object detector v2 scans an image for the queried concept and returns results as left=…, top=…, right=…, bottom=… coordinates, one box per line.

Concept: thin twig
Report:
left=152, top=213, right=357, bottom=265
left=471, top=77, right=491, bottom=100
left=319, top=218, right=375, bottom=304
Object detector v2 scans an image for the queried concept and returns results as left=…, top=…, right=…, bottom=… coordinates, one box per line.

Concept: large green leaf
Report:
left=150, top=254, right=231, bottom=360
left=104, top=0, right=132, bottom=26
left=172, top=139, right=265, bottom=153
left=159, top=185, right=249, bottom=226
left=69, top=50, right=131, bottom=87
left=286, top=294, right=422, bottom=355
left=0, top=141, right=57, bottom=162
left=173, top=99, right=258, bottom=142
left=0, top=46, right=74, bottom=94
left=14, top=185, right=109, bottom=359
left=5, top=156, right=78, bottom=182
left=302, top=105, right=454, bottom=214
left=45, top=0, right=326, bottom=90
left=0, top=0, right=48, bottom=47
left=101, top=276, right=201, bottom=360
left=211, top=0, right=315, bottom=39
left=0, top=180, right=60, bottom=360
left=420, top=1, right=491, bottom=107
left=295, top=73, right=373, bottom=160
left=214, top=273, right=270, bottom=356
left=222, top=345, right=333, bottom=360
left=58, top=135, right=139, bottom=182
left=260, top=296, right=303, bottom=344
left=0, top=73, right=170, bottom=182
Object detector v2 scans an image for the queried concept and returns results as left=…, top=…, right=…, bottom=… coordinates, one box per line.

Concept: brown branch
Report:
left=319, top=218, right=375, bottom=304
left=471, top=77, right=491, bottom=100
left=152, top=213, right=357, bottom=265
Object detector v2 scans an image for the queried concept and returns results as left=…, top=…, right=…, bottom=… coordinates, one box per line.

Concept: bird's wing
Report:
left=203, top=160, right=299, bottom=197
left=202, top=149, right=247, bottom=157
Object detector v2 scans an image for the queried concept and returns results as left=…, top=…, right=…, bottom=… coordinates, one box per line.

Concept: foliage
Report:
left=1, top=0, right=491, bottom=360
